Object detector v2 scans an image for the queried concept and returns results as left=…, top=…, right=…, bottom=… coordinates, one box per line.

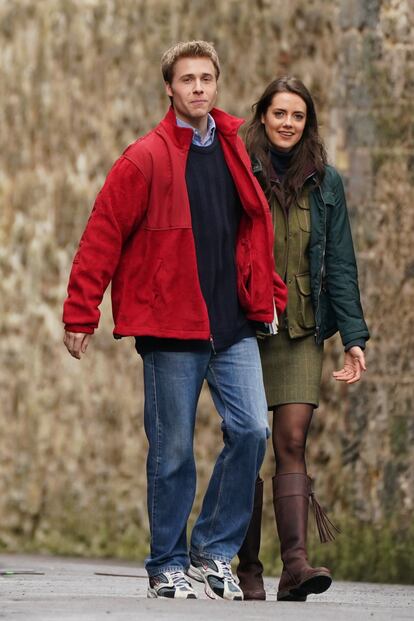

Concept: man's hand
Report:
left=332, top=346, right=366, bottom=384
left=63, top=331, right=92, bottom=359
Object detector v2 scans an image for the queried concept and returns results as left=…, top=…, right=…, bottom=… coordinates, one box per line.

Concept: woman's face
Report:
left=261, top=92, right=307, bottom=152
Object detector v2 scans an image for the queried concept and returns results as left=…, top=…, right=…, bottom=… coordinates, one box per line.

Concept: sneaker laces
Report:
left=216, top=561, right=234, bottom=581
left=170, top=571, right=190, bottom=589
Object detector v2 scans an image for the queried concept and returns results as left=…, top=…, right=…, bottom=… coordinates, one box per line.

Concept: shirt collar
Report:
left=176, top=113, right=216, bottom=146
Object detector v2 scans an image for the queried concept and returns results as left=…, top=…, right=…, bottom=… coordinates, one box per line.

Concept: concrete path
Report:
left=0, top=554, right=413, bottom=621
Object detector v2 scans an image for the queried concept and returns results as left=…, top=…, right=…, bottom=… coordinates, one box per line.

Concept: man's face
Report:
left=165, top=56, right=217, bottom=128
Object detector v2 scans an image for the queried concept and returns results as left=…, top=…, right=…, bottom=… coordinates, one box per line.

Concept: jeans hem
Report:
left=146, top=564, right=188, bottom=577
left=190, top=549, right=232, bottom=564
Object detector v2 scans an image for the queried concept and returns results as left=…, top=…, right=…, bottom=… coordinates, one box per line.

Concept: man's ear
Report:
left=165, top=82, right=173, bottom=98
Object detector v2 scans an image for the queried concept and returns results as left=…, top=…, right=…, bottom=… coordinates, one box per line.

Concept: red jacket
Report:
left=63, top=107, right=287, bottom=338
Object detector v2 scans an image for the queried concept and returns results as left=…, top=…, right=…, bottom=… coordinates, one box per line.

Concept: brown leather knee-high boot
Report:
left=237, top=478, right=266, bottom=600
left=273, top=473, right=337, bottom=601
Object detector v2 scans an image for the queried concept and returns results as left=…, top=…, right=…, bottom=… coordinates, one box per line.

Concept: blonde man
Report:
left=63, top=41, right=287, bottom=600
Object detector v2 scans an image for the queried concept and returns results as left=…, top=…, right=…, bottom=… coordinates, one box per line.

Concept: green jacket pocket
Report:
left=295, top=272, right=315, bottom=329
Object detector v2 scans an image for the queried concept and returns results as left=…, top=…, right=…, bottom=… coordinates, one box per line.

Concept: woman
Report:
left=237, top=77, right=369, bottom=602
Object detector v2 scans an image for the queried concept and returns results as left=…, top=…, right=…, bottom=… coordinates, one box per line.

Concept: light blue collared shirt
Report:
left=176, top=113, right=216, bottom=147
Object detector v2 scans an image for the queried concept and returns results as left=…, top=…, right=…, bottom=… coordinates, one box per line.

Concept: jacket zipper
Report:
left=314, top=185, right=327, bottom=343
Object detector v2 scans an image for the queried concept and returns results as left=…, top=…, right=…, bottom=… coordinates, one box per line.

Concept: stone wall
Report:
left=0, top=0, right=413, bottom=582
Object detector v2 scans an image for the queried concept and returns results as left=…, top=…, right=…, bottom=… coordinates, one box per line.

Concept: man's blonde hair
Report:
left=161, top=40, right=220, bottom=83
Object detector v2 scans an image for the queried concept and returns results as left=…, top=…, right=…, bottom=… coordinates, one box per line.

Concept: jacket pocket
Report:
left=296, top=199, right=311, bottom=232
left=295, top=272, right=315, bottom=329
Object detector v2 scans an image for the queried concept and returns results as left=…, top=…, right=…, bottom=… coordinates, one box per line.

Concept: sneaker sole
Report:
left=187, top=564, right=243, bottom=601
left=147, top=587, right=197, bottom=599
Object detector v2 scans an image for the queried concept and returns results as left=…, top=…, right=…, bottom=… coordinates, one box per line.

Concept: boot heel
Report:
left=277, top=588, right=307, bottom=602
left=299, top=573, right=332, bottom=594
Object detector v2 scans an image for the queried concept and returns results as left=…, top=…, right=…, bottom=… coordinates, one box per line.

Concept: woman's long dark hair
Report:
left=245, top=76, right=327, bottom=202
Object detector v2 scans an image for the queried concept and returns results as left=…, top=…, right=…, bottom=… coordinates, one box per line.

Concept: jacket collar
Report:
left=252, top=155, right=316, bottom=186
left=157, top=106, right=244, bottom=149
left=210, top=107, right=244, bottom=135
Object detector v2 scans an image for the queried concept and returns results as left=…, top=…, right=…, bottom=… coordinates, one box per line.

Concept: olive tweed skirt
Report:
left=258, top=328, right=324, bottom=409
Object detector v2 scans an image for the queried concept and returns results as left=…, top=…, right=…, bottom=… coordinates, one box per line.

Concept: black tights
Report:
left=271, top=403, right=314, bottom=475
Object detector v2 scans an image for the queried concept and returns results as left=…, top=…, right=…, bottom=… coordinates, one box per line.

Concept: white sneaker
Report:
left=187, top=553, right=243, bottom=600
left=147, top=570, right=198, bottom=599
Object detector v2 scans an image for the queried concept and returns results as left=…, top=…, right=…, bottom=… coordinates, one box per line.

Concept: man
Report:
left=63, top=40, right=287, bottom=600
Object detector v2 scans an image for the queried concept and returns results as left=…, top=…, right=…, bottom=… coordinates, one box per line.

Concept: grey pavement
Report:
left=0, top=553, right=413, bottom=621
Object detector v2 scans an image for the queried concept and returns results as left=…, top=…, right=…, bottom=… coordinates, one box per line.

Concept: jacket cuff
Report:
left=64, top=325, right=95, bottom=334
left=344, top=338, right=366, bottom=352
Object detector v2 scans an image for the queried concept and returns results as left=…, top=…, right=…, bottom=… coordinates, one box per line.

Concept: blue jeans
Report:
left=142, top=337, right=269, bottom=576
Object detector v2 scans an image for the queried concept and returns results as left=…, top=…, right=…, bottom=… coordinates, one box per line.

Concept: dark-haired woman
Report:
left=237, top=77, right=369, bottom=601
